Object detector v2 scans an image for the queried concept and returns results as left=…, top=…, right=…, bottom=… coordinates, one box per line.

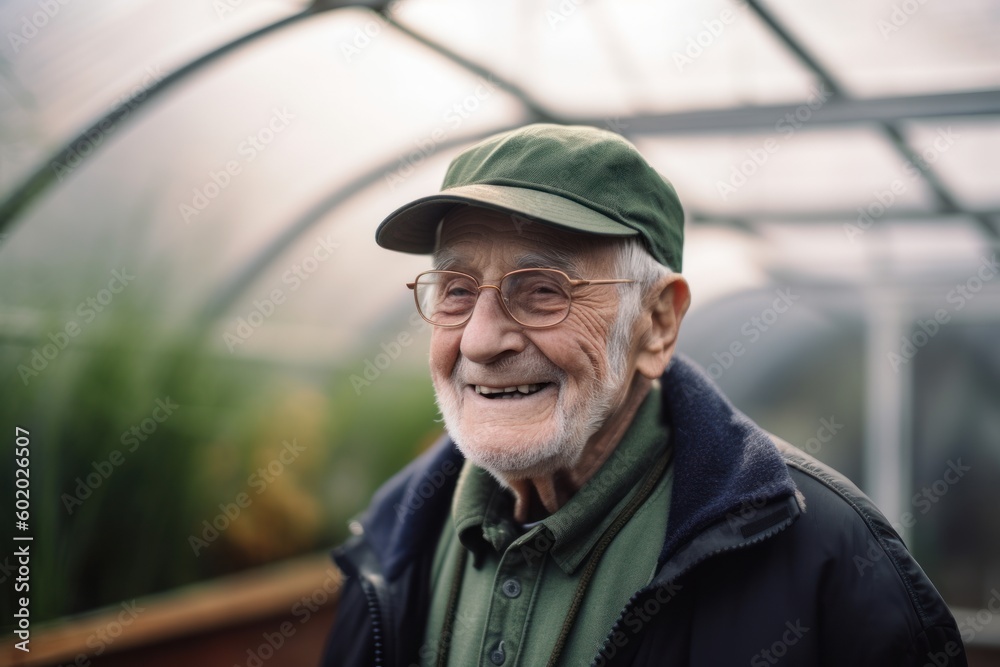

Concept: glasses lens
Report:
left=415, top=272, right=479, bottom=325
left=502, top=270, right=572, bottom=326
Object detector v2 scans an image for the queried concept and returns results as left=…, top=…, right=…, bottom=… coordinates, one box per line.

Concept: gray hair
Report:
left=606, top=239, right=674, bottom=384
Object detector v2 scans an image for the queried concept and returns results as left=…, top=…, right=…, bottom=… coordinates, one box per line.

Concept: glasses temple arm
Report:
left=569, top=279, right=637, bottom=286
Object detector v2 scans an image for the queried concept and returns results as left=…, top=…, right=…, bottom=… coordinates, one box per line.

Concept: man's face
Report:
left=429, top=207, right=642, bottom=480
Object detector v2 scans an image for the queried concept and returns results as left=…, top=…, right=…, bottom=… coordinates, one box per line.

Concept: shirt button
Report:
left=489, top=641, right=506, bottom=665
left=501, top=578, right=521, bottom=598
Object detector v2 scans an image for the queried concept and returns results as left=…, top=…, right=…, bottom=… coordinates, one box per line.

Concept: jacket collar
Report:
left=657, top=354, right=797, bottom=565
left=351, top=354, right=797, bottom=581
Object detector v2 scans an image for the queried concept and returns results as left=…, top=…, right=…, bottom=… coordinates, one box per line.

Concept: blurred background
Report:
left=0, top=0, right=998, bottom=664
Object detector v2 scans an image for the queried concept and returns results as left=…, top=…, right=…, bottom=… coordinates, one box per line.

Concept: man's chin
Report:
left=453, top=432, right=584, bottom=481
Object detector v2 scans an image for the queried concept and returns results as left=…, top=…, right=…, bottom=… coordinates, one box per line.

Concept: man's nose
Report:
left=459, top=287, right=527, bottom=364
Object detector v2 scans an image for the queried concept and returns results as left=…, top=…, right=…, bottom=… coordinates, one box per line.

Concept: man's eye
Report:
left=446, top=285, right=475, bottom=298
left=439, top=279, right=477, bottom=301
left=520, top=279, right=563, bottom=296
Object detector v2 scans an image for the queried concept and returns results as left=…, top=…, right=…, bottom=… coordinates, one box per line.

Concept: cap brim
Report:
left=375, top=183, right=638, bottom=254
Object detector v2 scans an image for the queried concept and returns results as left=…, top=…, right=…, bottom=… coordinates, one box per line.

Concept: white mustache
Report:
left=452, top=354, right=566, bottom=388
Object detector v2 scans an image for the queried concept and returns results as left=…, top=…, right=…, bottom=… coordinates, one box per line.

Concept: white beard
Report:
left=433, top=336, right=631, bottom=481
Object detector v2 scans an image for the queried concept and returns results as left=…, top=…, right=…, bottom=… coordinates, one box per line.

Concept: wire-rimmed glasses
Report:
left=407, top=268, right=635, bottom=329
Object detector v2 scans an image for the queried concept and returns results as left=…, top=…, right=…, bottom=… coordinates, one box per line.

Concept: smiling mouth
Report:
left=473, top=383, right=551, bottom=399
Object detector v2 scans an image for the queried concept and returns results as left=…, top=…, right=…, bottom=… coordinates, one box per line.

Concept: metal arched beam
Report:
left=744, top=0, right=998, bottom=241
left=0, top=0, right=384, bottom=234
left=188, top=8, right=574, bottom=332
left=190, top=124, right=530, bottom=331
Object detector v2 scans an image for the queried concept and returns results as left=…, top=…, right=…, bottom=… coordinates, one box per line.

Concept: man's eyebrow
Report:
left=432, top=248, right=462, bottom=271
left=515, top=250, right=580, bottom=275
left=433, top=248, right=581, bottom=275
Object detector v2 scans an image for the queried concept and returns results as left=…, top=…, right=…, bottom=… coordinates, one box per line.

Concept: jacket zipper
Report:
left=361, top=578, right=386, bottom=667
left=590, top=517, right=794, bottom=667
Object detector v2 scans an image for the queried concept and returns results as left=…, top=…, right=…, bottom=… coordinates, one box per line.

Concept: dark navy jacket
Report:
left=322, top=355, right=965, bottom=666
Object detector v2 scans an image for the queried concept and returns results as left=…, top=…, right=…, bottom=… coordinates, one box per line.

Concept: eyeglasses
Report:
left=407, top=268, right=635, bottom=329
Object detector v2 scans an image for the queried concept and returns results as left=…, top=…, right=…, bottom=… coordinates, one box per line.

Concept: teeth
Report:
left=475, top=384, right=544, bottom=396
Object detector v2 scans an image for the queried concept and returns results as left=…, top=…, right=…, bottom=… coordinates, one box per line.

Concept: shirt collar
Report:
left=451, top=383, right=671, bottom=574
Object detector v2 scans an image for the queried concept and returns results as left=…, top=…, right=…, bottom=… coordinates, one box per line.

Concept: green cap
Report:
left=375, top=123, right=685, bottom=271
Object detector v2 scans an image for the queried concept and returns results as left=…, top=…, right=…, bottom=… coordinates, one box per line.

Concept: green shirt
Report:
left=422, top=384, right=674, bottom=667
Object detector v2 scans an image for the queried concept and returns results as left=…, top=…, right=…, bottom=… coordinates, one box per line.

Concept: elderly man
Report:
left=323, top=124, right=964, bottom=666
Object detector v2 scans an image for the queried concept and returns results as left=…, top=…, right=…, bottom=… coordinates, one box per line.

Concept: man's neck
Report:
left=504, top=375, right=654, bottom=524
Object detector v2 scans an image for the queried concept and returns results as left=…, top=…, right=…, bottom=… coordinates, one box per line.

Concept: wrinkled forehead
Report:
left=434, top=206, right=616, bottom=276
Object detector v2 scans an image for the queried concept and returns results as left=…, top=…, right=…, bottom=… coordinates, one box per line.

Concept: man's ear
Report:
left=635, top=274, right=691, bottom=380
